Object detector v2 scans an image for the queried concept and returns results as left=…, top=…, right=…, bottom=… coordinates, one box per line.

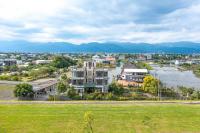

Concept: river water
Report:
left=150, top=65, right=200, bottom=89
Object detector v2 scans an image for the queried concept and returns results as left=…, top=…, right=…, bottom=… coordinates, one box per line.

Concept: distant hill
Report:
left=0, top=41, right=200, bottom=54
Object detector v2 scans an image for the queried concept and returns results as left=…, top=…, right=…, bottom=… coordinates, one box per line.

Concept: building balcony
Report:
left=72, top=85, right=84, bottom=88
left=72, top=77, right=85, bottom=80
left=84, top=83, right=96, bottom=88
left=95, top=77, right=108, bottom=79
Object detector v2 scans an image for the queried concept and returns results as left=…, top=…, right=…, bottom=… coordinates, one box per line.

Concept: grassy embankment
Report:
left=0, top=103, right=200, bottom=133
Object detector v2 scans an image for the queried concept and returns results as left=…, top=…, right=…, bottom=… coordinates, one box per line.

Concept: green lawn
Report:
left=0, top=103, right=200, bottom=133
left=0, top=85, right=16, bottom=100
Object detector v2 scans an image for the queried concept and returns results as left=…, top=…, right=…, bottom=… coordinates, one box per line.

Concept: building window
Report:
left=96, top=79, right=103, bottom=85
left=76, top=71, right=84, bottom=77
left=96, top=71, right=103, bottom=77
left=72, top=80, right=77, bottom=85
left=77, top=80, right=84, bottom=85
left=105, top=80, right=108, bottom=85
left=104, top=72, right=108, bottom=77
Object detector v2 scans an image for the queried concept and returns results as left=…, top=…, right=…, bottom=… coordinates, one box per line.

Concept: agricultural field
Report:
left=0, top=102, right=200, bottom=133
left=0, top=85, right=16, bottom=100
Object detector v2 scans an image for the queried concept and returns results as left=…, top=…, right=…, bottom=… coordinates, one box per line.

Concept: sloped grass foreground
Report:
left=0, top=103, right=200, bottom=133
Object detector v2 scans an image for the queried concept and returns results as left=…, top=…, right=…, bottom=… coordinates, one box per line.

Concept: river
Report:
left=150, top=64, right=200, bottom=89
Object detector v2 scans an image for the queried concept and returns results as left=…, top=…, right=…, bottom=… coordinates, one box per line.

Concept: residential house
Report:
left=118, top=63, right=148, bottom=87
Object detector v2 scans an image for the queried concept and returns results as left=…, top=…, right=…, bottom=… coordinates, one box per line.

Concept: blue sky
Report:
left=0, top=0, right=200, bottom=44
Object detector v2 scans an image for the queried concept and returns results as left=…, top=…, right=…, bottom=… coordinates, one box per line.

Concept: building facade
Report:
left=118, top=63, right=148, bottom=87
left=71, top=61, right=109, bottom=93
left=32, top=79, right=57, bottom=100
left=0, top=59, right=17, bottom=66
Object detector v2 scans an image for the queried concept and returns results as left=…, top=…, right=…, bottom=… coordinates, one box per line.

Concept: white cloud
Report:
left=0, top=0, right=200, bottom=44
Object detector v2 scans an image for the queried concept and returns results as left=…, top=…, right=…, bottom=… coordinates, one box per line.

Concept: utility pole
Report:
left=157, top=77, right=160, bottom=101
left=155, top=71, right=160, bottom=101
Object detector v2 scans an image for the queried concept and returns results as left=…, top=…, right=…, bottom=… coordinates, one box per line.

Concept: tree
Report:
left=29, top=66, right=55, bottom=79
left=191, top=91, right=200, bottom=100
left=61, top=74, right=70, bottom=83
left=143, top=76, right=159, bottom=95
left=178, top=86, right=194, bottom=98
left=52, top=56, right=76, bottom=68
left=108, top=82, right=124, bottom=96
left=10, top=65, right=18, bottom=72
left=57, top=81, right=68, bottom=93
left=14, top=83, right=34, bottom=98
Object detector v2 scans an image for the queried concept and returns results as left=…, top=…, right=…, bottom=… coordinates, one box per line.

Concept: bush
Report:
left=14, top=83, right=34, bottom=99
left=104, top=93, right=118, bottom=100
left=67, top=87, right=77, bottom=98
left=191, top=91, right=200, bottom=100
left=108, top=82, right=125, bottom=96
left=83, top=92, right=119, bottom=100
left=0, top=75, right=21, bottom=81
left=10, top=76, right=20, bottom=81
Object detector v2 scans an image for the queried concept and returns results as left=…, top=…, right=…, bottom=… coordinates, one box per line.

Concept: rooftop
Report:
left=124, top=69, right=148, bottom=73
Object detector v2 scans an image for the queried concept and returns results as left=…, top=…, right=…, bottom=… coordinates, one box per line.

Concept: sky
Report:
left=0, top=0, right=200, bottom=44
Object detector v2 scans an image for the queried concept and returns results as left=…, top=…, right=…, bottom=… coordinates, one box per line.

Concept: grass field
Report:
left=0, top=103, right=200, bottom=133
left=0, top=84, right=16, bottom=100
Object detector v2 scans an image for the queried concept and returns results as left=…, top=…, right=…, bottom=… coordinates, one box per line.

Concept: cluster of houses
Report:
left=71, top=60, right=148, bottom=95
left=2, top=53, right=200, bottom=100
left=0, top=53, right=53, bottom=67
left=173, top=59, right=200, bottom=66
left=92, top=55, right=116, bottom=66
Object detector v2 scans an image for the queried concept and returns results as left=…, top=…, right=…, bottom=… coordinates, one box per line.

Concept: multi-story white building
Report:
left=71, top=61, right=109, bottom=94
left=118, top=63, right=148, bottom=87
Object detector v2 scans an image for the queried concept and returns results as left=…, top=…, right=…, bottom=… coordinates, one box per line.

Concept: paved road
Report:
left=0, top=101, right=200, bottom=105
left=0, top=80, right=22, bottom=85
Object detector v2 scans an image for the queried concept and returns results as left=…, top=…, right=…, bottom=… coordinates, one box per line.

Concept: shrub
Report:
left=67, top=87, right=77, bottom=98
left=14, top=83, right=34, bottom=98
left=83, top=112, right=94, bottom=133
left=108, top=82, right=125, bottom=96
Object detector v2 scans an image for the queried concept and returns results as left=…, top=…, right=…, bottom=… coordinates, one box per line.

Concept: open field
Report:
left=0, top=102, right=200, bottom=133
left=0, top=84, right=16, bottom=100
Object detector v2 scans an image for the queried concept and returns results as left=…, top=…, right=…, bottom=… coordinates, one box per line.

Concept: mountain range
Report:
left=0, top=41, right=200, bottom=54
